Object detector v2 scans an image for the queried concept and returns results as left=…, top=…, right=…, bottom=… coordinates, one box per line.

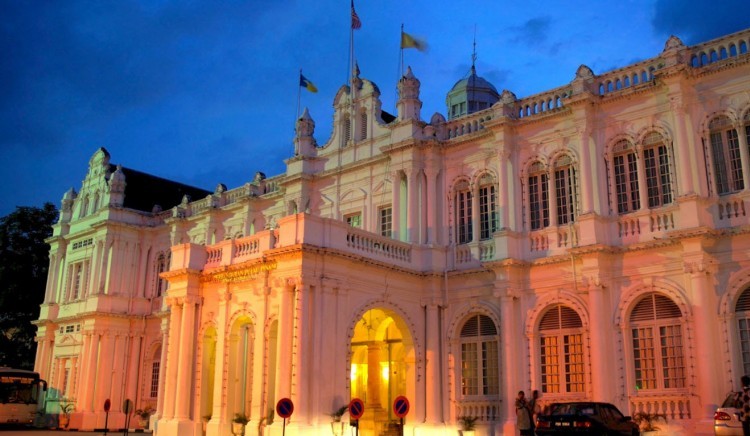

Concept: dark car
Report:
left=535, top=402, right=639, bottom=435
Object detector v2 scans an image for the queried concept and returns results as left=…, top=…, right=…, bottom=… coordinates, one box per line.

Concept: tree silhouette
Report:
left=0, top=203, right=57, bottom=369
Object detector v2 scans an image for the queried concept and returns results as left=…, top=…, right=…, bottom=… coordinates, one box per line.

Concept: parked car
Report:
left=535, top=402, right=639, bottom=435
left=715, top=392, right=742, bottom=436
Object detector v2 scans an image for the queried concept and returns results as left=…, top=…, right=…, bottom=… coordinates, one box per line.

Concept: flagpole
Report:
left=297, top=69, right=302, bottom=121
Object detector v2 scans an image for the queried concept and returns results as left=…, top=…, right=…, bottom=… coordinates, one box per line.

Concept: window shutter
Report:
left=631, top=293, right=681, bottom=322
left=461, top=314, right=497, bottom=337
left=736, top=289, right=750, bottom=312
left=540, top=305, right=582, bottom=331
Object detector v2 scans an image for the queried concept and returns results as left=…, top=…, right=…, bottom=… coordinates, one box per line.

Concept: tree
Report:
left=0, top=203, right=57, bottom=369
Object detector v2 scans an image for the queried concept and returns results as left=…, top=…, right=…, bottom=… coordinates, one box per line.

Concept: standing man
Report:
left=741, top=375, right=750, bottom=436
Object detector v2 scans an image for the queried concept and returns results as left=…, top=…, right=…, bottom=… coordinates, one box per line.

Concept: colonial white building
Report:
left=34, top=28, right=750, bottom=435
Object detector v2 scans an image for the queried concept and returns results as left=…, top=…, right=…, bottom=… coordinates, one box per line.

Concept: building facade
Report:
left=34, top=28, right=750, bottom=435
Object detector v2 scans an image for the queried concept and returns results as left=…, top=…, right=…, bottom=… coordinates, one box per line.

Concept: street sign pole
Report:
left=103, top=399, right=111, bottom=436
left=275, top=398, right=294, bottom=436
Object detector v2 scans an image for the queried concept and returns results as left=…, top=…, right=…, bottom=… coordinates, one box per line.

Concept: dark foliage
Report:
left=0, top=203, right=57, bottom=369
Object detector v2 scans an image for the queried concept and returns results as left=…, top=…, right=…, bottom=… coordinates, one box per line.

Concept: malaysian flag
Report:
left=351, top=0, right=361, bottom=30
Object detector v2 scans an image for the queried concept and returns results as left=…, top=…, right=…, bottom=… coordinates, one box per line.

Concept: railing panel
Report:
left=455, top=400, right=501, bottom=423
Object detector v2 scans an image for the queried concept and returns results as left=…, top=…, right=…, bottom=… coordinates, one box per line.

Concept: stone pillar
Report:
left=175, top=297, right=197, bottom=420
left=498, top=149, right=511, bottom=230
left=547, top=172, right=558, bottom=227
left=577, top=125, right=594, bottom=214
left=391, top=171, right=401, bottom=240
left=156, top=321, right=169, bottom=418
left=685, top=259, right=722, bottom=420
left=162, top=298, right=183, bottom=420
left=471, top=184, right=480, bottom=244
left=70, top=356, right=79, bottom=400
left=406, top=169, right=419, bottom=243
left=500, top=295, right=517, bottom=433
left=636, top=150, right=649, bottom=210
left=424, top=302, right=441, bottom=423
left=208, top=289, right=230, bottom=436
left=366, top=343, right=382, bottom=408
left=425, top=168, right=437, bottom=244
left=82, top=333, right=100, bottom=412
left=94, top=333, right=115, bottom=412
left=110, top=334, right=125, bottom=410
left=671, top=97, right=695, bottom=195
left=587, top=281, right=610, bottom=401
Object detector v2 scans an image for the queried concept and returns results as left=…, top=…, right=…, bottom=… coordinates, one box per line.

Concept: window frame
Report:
left=459, top=314, right=500, bottom=398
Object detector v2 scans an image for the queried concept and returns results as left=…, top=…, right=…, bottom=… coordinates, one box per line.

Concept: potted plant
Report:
left=633, top=411, right=667, bottom=435
left=59, top=402, right=75, bottom=429
left=232, top=412, right=249, bottom=436
left=134, top=406, right=154, bottom=428
left=458, top=415, right=478, bottom=436
left=330, top=405, right=348, bottom=435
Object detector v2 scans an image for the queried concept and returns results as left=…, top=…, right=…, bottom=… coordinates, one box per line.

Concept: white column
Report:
left=686, top=260, right=722, bottom=420
left=424, top=302, right=442, bottom=423
left=500, top=295, right=517, bottom=430
left=578, top=126, right=594, bottom=214
left=175, top=297, right=197, bottom=419
left=425, top=168, right=437, bottom=244
left=156, top=321, right=169, bottom=417
left=391, top=171, right=401, bottom=240
left=407, top=169, right=419, bottom=243
left=587, top=283, right=610, bottom=401
left=82, top=333, right=99, bottom=412
left=497, top=150, right=510, bottom=230
left=547, top=172, right=558, bottom=227
left=671, top=98, right=695, bottom=195
left=209, top=289, right=230, bottom=432
left=162, top=299, right=183, bottom=419
left=636, top=151, right=649, bottom=210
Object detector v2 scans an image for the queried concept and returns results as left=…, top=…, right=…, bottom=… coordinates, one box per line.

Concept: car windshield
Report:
left=722, top=393, right=739, bottom=408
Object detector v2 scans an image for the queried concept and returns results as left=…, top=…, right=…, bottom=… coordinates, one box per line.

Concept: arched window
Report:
left=709, top=115, right=742, bottom=195
left=478, top=174, right=497, bottom=240
left=612, top=139, right=641, bottom=214
left=460, top=314, right=499, bottom=396
left=149, top=346, right=162, bottom=399
left=455, top=180, right=472, bottom=244
left=642, top=132, right=674, bottom=208
left=539, top=305, right=585, bottom=394
left=528, top=161, right=549, bottom=231
left=735, top=288, right=750, bottom=375
left=554, top=155, right=578, bottom=225
left=630, top=293, right=685, bottom=390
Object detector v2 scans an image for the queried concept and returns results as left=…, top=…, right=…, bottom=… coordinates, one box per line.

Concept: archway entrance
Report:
left=350, top=308, right=414, bottom=436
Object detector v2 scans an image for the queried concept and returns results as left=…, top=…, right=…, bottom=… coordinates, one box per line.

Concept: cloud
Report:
left=509, top=17, right=552, bottom=45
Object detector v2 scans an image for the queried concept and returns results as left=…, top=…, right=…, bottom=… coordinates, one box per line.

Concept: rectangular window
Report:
left=564, top=334, right=585, bottom=393
left=461, top=342, right=478, bottom=396
left=68, top=261, right=88, bottom=301
left=555, top=167, right=576, bottom=225
left=479, top=185, right=497, bottom=240
left=711, top=132, right=730, bottom=194
left=727, top=130, right=743, bottom=192
left=345, top=212, right=362, bottom=228
left=614, top=153, right=640, bottom=214
left=644, top=146, right=673, bottom=207
left=379, top=207, right=392, bottom=238
left=540, top=336, right=560, bottom=393
left=659, top=324, right=685, bottom=388
left=457, top=191, right=472, bottom=244
left=529, top=174, right=549, bottom=230
left=150, top=361, right=160, bottom=398
left=482, top=340, right=499, bottom=395
left=632, top=327, right=657, bottom=390
left=739, top=318, right=750, bottom=376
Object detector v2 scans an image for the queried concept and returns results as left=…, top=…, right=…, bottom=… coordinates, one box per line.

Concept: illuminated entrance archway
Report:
left=350, top=308, right=414, bottom=436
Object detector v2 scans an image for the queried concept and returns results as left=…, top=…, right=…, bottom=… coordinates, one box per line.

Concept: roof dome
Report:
left=446, top=65, right=499, bottom=120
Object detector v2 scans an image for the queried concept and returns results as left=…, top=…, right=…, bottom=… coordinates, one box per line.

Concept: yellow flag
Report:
left=401, top=31, right=427, bottom=52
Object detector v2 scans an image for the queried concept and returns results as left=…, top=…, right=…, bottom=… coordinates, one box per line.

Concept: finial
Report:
left=472, top=25, right=477, bottom=68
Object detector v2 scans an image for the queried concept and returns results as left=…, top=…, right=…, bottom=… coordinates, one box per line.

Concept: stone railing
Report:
left=597, top=61, right=660, bottom=96
left=455, top=400, right=501, bottom=423
left=515, top=86, right=570, bottom=119
left=629, top=394, right=692, bottom=422
left=443, top=111, right=492, bottom=140
left=617, top=206, right=678, bottom=243
left=689, top=28, right=750, bottom=68
left=345, top=228, right=411, bottom=263
left=714, top=194, right=749, bottom=229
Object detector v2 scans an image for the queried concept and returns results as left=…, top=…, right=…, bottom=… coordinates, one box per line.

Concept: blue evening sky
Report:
left=2, top=0, right=749, bottom=216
